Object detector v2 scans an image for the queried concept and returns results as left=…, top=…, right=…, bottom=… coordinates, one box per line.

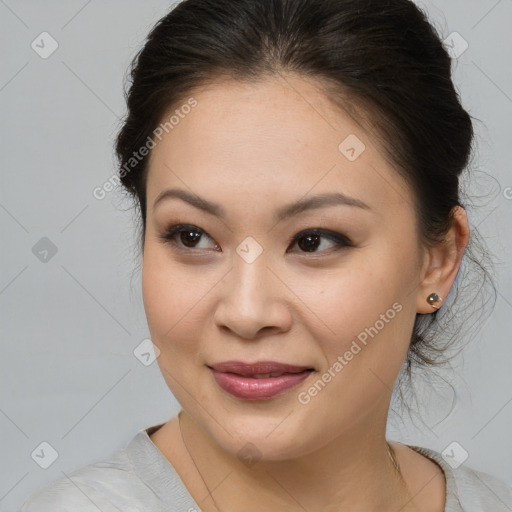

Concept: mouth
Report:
left=208, top=361, right=315, bottom=400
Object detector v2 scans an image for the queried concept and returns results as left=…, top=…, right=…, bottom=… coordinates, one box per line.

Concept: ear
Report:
left=416, top=206, right=470, bottom=314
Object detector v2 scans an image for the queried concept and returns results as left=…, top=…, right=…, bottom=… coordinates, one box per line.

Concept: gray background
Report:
left=1, top=1, right=511, bottom=510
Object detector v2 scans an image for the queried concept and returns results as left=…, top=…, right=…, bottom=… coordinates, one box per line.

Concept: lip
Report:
left=208, top=361, right=314, bottom=401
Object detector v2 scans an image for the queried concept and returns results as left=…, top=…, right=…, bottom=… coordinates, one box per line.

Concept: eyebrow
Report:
left=152, top=188, right=370, bottom=221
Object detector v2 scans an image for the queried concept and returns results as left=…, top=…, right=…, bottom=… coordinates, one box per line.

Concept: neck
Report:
left=177, top=404, right=415, bottom=512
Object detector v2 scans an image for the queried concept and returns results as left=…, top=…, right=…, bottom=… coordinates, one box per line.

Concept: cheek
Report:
left=296, top=251, right=416, bottom=387
left=141, top=247, right=208, bottom=357
left=141, top=248, right=217, bottom=408
left=291, top=266, right=413, bottom=443
left=291, top=256, right=404, bottom=341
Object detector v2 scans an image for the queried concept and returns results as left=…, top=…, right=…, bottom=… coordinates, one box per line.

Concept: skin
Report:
left=141, top=73, right=469, bottom=511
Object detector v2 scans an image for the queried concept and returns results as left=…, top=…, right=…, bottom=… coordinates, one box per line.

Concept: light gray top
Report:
left=19, top=423, right=512, bottom=512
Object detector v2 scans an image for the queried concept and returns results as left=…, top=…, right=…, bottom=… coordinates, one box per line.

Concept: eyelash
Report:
left=157, top=223, right=353, bottom=255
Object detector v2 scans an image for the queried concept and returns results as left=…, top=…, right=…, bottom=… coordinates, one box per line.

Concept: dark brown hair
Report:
left=115, top=0, right=496, bottom=406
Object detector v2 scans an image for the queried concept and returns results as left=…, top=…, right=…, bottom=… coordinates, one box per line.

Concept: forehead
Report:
left=146, top=74, right=413, bottom=217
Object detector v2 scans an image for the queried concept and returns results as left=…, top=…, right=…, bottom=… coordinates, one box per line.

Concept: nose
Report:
left=213, top=251, right=293, bottom=340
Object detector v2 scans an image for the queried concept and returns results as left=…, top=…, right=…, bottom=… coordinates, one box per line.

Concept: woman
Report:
left=21, top=0, right=512, bottom=510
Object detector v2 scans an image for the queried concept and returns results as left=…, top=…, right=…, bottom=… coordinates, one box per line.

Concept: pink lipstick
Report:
left=208, top=361, right=314, bottom=400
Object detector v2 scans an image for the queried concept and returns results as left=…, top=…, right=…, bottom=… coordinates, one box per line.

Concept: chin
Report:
left=196, top=405, right=324, bottom=462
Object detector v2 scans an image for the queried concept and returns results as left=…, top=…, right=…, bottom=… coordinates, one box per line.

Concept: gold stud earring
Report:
left=427, top=292, right=443, bottom=309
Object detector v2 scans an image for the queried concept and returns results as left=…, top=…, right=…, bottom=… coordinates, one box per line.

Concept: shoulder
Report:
left=19, top=425, right=174, bottom=512
left=409, top=444, right=512, bottom=511
left=450, top=463, right=512, bottom=511
left=19, top=448, right=141, bottom=512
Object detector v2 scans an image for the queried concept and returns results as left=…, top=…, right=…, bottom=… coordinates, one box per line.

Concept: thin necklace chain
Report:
left=178, top=411, right=402, bottom=511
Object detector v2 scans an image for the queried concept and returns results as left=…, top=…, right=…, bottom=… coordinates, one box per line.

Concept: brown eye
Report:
left=297, top=233, right=322, bottom=252
left=158, top=224, right=220, bottom=251
left=289, top=228, right=352, bottom=254
left=158, top=224, right=351, bottom=255
left=179, top=228, right=203, bottom=247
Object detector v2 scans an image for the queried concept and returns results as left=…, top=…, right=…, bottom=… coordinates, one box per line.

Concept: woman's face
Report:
left=142, top=74, right=428, bottom=460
